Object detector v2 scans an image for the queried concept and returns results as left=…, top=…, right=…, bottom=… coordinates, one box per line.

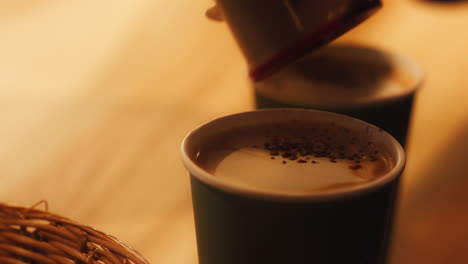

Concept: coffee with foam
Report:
left=195, top=121, right=394, bottom=195
left=183, top=110, right=404, bottom=264
left=254, top=44, right=419, bottom=109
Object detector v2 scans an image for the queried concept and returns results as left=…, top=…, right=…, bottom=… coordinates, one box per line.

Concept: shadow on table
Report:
left=390, top=117, right=468, bottom=264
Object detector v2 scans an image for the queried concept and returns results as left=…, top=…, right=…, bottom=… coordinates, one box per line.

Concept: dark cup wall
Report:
left=190, top=175, right=400, bottom=264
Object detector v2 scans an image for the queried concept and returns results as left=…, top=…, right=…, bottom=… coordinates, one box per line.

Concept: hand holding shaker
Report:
left=207, top=0, right=382, bottom=81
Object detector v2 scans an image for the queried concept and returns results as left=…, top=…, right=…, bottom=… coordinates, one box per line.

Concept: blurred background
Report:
left=0, top=0, right=467, bottom=263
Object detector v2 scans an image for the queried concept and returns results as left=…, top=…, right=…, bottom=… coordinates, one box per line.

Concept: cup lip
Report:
left=253, top=44, right=425, bottom=110
left=181, top=109, right=405, bottom=202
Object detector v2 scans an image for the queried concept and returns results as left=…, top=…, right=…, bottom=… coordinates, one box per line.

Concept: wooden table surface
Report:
left=1, top=0, right=468, bottom=263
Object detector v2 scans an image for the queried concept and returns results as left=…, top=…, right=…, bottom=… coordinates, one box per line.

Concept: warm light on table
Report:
left=0, top=0, right=467, bottom=263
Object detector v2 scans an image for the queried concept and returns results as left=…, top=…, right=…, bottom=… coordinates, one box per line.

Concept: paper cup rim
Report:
left=253, top=44, right=425, bottom=110
left=181, top=109, right=405, bottom=202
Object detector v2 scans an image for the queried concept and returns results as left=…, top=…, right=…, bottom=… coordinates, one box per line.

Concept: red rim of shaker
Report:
left=249, top=1, right=382, bottom=82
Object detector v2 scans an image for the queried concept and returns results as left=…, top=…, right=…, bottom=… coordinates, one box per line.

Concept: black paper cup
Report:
left=254, top=44, right=424, bottom=147
left=181, top=109, right=405, bottom=264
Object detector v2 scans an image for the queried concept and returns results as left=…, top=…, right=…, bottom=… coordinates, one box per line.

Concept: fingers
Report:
left=205, top=5, right=224, bottom=21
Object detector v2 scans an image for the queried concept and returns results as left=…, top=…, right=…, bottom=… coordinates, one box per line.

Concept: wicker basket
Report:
left=0, top=202, right=150, bottom=264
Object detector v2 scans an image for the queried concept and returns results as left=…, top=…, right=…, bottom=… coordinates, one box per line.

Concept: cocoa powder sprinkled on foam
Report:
left=261, top=127, right=381, bottom=170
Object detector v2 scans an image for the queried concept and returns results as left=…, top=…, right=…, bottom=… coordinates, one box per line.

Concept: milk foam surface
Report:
left=195, top=122, right=394, bottom=195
